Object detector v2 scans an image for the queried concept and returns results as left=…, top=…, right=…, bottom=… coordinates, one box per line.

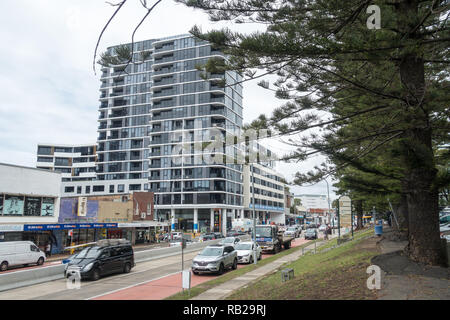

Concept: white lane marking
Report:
left=85, top=270, right=182, bottom=300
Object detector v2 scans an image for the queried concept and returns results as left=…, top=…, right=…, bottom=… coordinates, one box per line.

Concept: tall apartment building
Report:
left=36, top=144, right=97, bottom=185
left=243, top=163, right=286, bottom=224
left=96, top=34, right=245, bottom=233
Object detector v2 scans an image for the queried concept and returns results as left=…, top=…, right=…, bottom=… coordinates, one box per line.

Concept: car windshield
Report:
left=76, top=247, right=101, bottom=259
left=200, top=247, right=223, bottom=256
left=223, top=238, right=234, bottom=243
left=255, top=227, right=272, bottom=237
left=287, top=227, right=296, bottom=231
left=235, top=243, right=252, bottom=250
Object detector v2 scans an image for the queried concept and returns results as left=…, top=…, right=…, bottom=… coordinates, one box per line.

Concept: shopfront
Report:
left=23, top=223, right=118, bottom=253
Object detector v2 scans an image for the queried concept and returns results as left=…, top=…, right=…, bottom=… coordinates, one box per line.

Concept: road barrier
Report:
left=0, top=264, right=65, bottom=292
left=0, top=235, right=249, bottom=292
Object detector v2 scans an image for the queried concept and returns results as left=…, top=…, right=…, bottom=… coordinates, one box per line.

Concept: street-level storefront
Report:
left=117, top=222, right=169, bottom=244
left=25, top=223, right=118, bottom=253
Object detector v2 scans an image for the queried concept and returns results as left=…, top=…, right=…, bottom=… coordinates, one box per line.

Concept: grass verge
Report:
left=227, top=228, right=379, bottom=300
left=165, top=240, right=314, bottom=300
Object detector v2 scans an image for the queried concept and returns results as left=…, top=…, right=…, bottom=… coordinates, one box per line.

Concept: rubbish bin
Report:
left=374, top=224, right=383, bottom=236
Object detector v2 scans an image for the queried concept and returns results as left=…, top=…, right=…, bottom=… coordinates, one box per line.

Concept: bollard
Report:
left=281, top=268, right=294, bottom=282
left=314, top=241, right=317, bottom=254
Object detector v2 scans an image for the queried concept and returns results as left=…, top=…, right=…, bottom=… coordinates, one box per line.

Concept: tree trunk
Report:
left=355, top=199, right=363, bottom=230
left=403, top=128, right=444, bottom=266
left=392, top=192, right=409, bottom=240
left=396, top=0, right=445, bottom=265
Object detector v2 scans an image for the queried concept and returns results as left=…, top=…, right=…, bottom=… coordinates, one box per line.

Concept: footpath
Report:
left=190, top=231, right=344, bottom=300
left=374, top=227, right=450, bottom=300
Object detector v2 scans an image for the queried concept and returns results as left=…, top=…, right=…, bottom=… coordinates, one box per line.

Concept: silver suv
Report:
left=192, top=244, right=238, bottom=275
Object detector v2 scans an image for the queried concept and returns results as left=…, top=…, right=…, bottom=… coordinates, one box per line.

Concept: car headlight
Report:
left=82, top=262, right=94, bottom=272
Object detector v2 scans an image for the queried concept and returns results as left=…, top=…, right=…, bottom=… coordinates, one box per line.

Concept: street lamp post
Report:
left=251, top=165, right=257, bottom=265
left=325, top=179, right=332, bottom=232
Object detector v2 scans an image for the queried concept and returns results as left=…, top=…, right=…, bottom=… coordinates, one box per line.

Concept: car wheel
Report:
left=218, top=263, right=224, bottom=275
left=258, top=253, right=262, bottom=261
left=123, top=263, right=131, bottom=273
left=37, top=257, right=44, bottom=266
left=249, top=256, right=253, bottom=264
left=91, top=268, right=100, bottom=281
left=0, top=261, right=8, bottom=272
left=192, top=270, right=199, bottom=275
left=232, top=258, right=237, bottom=270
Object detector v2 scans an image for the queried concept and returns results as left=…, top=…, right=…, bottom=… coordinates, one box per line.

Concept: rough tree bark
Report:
left=355, top=199, right=363, bottom=230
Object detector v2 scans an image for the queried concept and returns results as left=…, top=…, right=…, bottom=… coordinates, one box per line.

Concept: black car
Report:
left=64, top=239, right=135, bottom=281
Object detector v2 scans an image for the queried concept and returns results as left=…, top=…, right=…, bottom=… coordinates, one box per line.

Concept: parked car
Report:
left=64, top=239, right=135, bottom=281
left=220, top=237, right=241, bottom=248
left=284, top=226, right=300, bottom=238
left=235, top=241, right=262, bottom=264
left=0, top=241, right=46, bottom=272
left=318, top=224, right=327, bottom=232
left=304, top=228, right=318, bottom=240
left=213, top=232, right=225, bottom=239
left=191, top=244, right=238, bottom=275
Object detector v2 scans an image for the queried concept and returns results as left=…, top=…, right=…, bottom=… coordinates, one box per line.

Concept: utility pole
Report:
left=325, top=179, right=332, bottom=232
left=251, top=165, right=257, bottom=265
left=337, top=202, right=341, bottom=240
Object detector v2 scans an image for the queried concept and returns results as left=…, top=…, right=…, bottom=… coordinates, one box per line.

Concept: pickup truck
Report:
left=255, top=225, right=294, bottom=254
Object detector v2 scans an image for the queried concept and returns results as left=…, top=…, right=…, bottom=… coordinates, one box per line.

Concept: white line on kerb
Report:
left=84, top=270, right=182, bottom=300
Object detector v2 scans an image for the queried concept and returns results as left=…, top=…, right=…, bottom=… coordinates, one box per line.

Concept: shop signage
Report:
left=23, top=223, right=118, bottom=231
left=249, top=204, right=285, bottom=212
left=0, top=224, right=24, bottom=232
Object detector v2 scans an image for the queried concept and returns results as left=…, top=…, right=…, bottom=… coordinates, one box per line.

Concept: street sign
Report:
left=182, top=269, right=191, bottom=290
left=339, top=196, right=352, bottom=228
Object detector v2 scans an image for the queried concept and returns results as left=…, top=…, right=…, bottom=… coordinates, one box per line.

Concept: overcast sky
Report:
left=0, top=0, right=337, bottom=200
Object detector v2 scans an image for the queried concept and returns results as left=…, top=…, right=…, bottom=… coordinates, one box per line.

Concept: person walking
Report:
left=45, top=242, right=51, bottom=258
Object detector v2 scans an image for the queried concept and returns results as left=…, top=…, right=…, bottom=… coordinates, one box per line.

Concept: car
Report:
left=235, top=241, right=262, bottom=264
left=0, top=241, right=46, bottom=271
left=191, top=244, right=238, bottom=275
left=304, top=229, right=318, bottom=240
left=439, top=214, right=450, bottom=225
left=64, top=239, right=135, bottom=281
left=318, top=224, right=327, bottom=232
left=284, top=226, right=300, bottom=238
left=199, top=233, right=216, bottom=241
left=169, top=239, right=192, bottom=247
left=220, top=237, right=241, bottom=248
left=213, top=232, right=225, bottom=239
left=171, top=232, right=183, bottom=240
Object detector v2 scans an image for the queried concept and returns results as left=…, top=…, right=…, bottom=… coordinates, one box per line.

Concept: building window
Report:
left=65, top=186, right=75, bottom=193
left=118, top=184, right=125, bottom=193
left=85, top=186, right=90, bottom=194
left=93, top=185, right=105, bottom=192
left=110, top=185, right=115, bottom=193
left=77, top=186, right=82, bottom=194
left=129, top=184, right=141, bottom=191
left=37, top=146, right=52, bottom=155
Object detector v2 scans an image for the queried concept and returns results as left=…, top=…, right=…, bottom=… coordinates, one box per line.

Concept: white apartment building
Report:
left=36, top=143, right=97, bottom=184
left=243, top=163, right=286, bottom=224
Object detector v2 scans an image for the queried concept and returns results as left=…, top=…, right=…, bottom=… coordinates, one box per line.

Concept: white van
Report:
left=0, top=241, right=46, bottom=271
